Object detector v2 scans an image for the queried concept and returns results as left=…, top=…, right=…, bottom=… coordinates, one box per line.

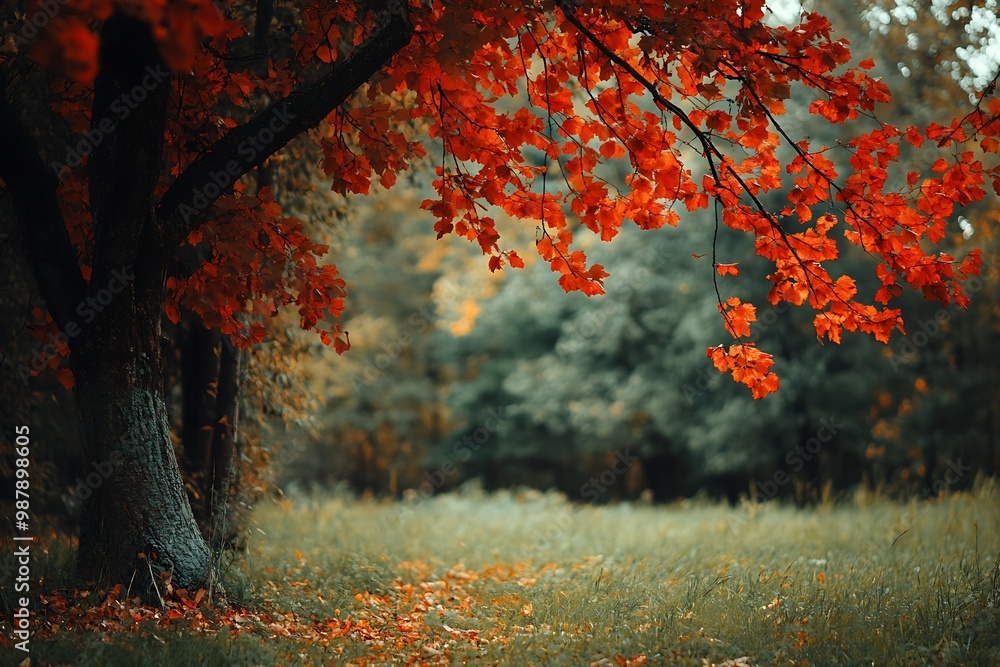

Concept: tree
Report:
left=0, top=0, right=990, bottom=593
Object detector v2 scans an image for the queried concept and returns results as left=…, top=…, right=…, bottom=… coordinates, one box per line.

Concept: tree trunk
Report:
left=208, top=339, right=244, bottom=550
left=180, top=321, right=221, bottom=481
left=73, top=286, right=210, bottom=594
left=0, top=5, right=413, bottom=598
left=178, top=319, right=222, bottom=532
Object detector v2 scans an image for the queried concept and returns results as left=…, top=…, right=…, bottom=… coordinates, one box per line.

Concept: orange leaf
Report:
left=720, top=297, right=756, bottom=338
left=56, top=368, right=75, bottom=390
left=164, top=302, right=181, bottom=325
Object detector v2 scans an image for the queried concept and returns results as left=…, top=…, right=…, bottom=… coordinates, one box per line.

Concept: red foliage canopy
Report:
left=4, top=0, right=992, bottom=398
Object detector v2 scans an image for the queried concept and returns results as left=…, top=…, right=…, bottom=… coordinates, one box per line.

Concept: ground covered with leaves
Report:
left=2, top=482, right=999, bottom=666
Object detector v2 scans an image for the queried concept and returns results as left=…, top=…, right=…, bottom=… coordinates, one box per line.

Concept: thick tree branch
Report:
left=156, top=5, right=413, bottom=250
left=0, top=67, right=86, bottom=330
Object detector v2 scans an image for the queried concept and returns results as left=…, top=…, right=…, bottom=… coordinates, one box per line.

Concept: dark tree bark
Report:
left=175, top=316, right=245, bottom=545
left=171, top=316, right=244, bottom=546
left=72, top=15, right=211, bottom=592
left=180, top=323, right=221, bottom=476
left=207, top=336, right=244, bottom=548
left=73, top=291, right=212, bottom=590
left=254, top=0, right=275, bottom=56
left=0, top=5, right=413, bottom=594
left=179, top=319, right=222, bottom=529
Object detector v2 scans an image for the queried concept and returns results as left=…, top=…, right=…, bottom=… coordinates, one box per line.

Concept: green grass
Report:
left=4, top=480, right=1000, bottom=666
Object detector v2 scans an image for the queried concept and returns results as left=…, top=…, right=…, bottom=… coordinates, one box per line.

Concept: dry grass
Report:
left=3, top=480, right=999, bottom=665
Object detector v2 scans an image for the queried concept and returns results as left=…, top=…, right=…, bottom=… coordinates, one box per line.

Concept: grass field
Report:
left=4, top=480, right=1000, bottom=666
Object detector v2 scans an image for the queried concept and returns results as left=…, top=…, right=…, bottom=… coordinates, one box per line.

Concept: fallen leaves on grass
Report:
left=10, top=561, right=568, bottom=665
left=9, top=558, right=762, bottom=666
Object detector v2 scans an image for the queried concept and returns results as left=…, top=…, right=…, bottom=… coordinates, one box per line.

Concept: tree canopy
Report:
left=4, top=0, right=992, bottom=398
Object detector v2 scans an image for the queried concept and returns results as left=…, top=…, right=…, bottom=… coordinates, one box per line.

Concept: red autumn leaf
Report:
left=905, top=126, right=925, bottom=147
left=815, top=213, right=837, bottom=235
left=719, top=297, right=757, bottom=338
left=707, top=343, right=779, bottom=399
left=164, top=301, right=182, bottom=325
left=56, top=368, right=75, bottom=390
left=716, top=263, right=740, bottom=277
